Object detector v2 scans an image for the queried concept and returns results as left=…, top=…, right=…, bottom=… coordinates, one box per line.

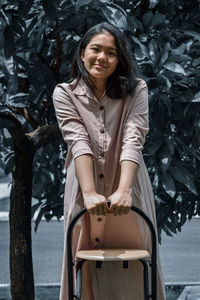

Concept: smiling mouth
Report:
left=94, top=64, right=106, bottom=69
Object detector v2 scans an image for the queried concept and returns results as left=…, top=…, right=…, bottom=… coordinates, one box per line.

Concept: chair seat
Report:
left=76, top=248, right=150, bottom=261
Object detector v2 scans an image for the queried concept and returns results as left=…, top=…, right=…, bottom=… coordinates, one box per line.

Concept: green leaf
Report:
left=127, top=15, right=143, bottom=32
left=192, top=92, right=200, bottom=103
left=41, top=0, right=56, bottom=20
left=102, top=5, right=127, bottom=29
left=151, top=13, right=166, bottom=27
left=159, top=74, right=171, bottom=89
left=192, top=57, right=200, bottom=67
left=142, top=11, right=153, bottom=28
left=163, top=62, right=186, bottom=75
left=168, top=53, right=191, bottom=63
left=188, top=201, right=196, bottom=220
left=0, top=30, right=4, bottom=49
left=143, top=11, right=165, bottom=28
left=34, top=206, right=46, bottom=232
left=131, top=36, right=149, bottom=59
left=24, top=16, right=38, bottom=38
left=75, top=0, right=93, bottom=11
left=8, top=93, right=29, bottom=107
left=167, top=220, right=177, bottom=234
left=162, top=173, right=176, bottom=198
left=0, top=8, right=9, bottom=25
left=160, top=150, right=171, bottom=172
left=145, top=135, right=162, bottom=156
left=164, top=136, right=175, bottom=155
left=18, top=0, right=34, bottom=18
left=162, top=224, right=173, bottom=237
left=180, top=211, right=187, bottom=226
left=160, top=93, right=172, bottom=114
left=184, top=30, right=200, bottom=41
left=173, top=43, right=187, bottom=55
left=10, top=93, right=29, bottom=99
left=4, top=151, right=14, bottom=162
left=11, top=16, right=24, bottom=35
left=0, top=57, right=10, bottom=80
left=148, top=39, right=158, bottom=62
left=170, top=166, right=198, bottom=196
left=4, top=154, right=14, bottom=175
left=149, top=0, right=159, bottom=9
left=15, top=55, right=30, bottom=70
left=31, top=202, right=42, bottom=219
left=192, top=98, right=200, bottom=103
left=4, top=25, right=15, bottom=59
left=196, top=201, right=200, bottom=216
left=159, top=43, right=170, bottom=65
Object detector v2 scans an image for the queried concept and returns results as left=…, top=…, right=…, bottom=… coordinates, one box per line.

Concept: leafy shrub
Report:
left=0, top=0, right=199, bottom=239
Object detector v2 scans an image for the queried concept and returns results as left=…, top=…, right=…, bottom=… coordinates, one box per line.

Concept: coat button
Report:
left=99, top=106, right=104, bottom=110
left=97, top=217, right=103, bottom=222
left=100, top=128, right=104, bottom=134
left=99, top=174, right=104, bottom=179
left=95, top=237, right=100, bottom=242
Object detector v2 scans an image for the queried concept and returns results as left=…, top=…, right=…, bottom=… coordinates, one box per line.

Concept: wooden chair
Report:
left=67, top=202, right=157, bottom=300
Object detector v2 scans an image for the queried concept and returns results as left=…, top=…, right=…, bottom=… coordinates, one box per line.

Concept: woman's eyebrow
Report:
left=90, top=43, right=117, bottom=51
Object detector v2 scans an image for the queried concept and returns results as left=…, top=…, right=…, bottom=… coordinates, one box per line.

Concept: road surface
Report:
left=0, top=217, right=200, bottom=284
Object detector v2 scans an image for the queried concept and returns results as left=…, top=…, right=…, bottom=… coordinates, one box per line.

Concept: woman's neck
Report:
left=93, top=78, right=107, bottom=100
left=94, top=88, right=105, bottom=100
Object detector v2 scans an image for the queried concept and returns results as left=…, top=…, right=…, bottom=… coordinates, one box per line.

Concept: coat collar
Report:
left=68, top=78, right=94, bottom=99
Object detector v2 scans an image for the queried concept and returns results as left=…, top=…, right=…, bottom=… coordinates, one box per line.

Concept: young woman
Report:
left=53, top=22, right=166, bottom=300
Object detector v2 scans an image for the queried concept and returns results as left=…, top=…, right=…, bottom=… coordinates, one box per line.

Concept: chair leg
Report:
left=140, top=259, right=149, bottom=300
left=75, top=260, right=86, bottom=300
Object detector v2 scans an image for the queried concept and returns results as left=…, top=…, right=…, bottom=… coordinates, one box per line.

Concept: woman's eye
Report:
left=108, top=52, right=116, bottom=56
left=91, top=48, right=98, bottom=52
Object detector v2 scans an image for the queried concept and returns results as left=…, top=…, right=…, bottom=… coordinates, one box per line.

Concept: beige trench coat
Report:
left=53, top=78, right=166, bottom=300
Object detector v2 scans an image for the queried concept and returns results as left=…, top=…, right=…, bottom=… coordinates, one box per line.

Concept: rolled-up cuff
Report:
left=120, top=148, right=142, bottom=166
left=71, top=141, right=93, bottom=160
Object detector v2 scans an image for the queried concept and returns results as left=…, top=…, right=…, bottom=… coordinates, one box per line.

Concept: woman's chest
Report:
left=74, top=95, right=131, bottom=139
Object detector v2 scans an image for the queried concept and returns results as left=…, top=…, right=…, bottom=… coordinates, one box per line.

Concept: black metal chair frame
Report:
left=67, top=202, right=157, bottom=300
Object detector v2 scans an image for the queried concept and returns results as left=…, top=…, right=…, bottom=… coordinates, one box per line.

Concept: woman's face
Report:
left=81, top=32, right=118, bottom=86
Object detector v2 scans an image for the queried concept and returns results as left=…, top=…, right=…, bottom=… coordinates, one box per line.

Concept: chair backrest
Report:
left=67, top=201, right=157, bottom=300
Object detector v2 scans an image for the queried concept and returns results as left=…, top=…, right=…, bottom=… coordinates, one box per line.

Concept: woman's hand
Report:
left=83, top=191, right=108, bottom=216
left=108, top=160, right=138, bottom=216
left=108, top=188, right=132, bottom=216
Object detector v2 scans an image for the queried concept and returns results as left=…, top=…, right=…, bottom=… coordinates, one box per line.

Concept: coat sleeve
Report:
left=120, top=80, right=149, bottom=166
left=53, top=84, right=94, bottom=162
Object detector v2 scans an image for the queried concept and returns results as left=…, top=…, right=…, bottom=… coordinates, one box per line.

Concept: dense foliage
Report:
left=0, top=0, right=200, bottom=239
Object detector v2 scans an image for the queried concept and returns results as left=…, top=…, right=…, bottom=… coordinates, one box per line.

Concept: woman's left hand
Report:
left=108, top=189, right=132, bottom=216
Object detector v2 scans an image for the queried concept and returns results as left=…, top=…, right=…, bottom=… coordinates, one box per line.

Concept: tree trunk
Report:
left=1, top=112, right=61, bottom=299
left=9, top=130, right=35, bottom=300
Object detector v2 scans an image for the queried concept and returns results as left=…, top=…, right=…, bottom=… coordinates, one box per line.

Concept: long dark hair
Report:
left=70, top=22, right=139, bottom=99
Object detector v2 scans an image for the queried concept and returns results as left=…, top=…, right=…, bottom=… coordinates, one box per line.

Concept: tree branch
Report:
left=0, top=111, right=30, bottom=150
left=9, top=106, right=39, bottom=129
left=0, top=111, right=23, bottom=130
left=0, top=104, right=40, bottom=129
left=26, top=123, right=61, bottom=151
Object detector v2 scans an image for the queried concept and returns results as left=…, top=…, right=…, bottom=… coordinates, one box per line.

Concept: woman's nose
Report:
left=97, top=51, right=106, bottom=60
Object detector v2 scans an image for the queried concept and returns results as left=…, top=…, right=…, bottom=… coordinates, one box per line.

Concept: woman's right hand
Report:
left=83, top=192, right=108, bottom=216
